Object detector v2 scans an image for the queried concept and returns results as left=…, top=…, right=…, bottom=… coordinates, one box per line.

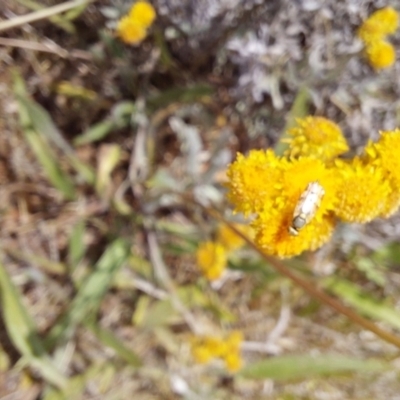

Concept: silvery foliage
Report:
left=153, top=0, right=377, bottom=105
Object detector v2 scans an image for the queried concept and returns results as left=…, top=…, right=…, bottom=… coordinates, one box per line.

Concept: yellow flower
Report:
left=284, top=116, right=349, bottom=162
left=116, top=1, right=156, bottom=45
left=252, top=157, right=339, bottom=258
left=129, top=1, right=156, bottom=27
left=216, top=223, right=251, bottom=251
left=333, top=158, right=390, bottom=223
left=190, top=331, right=243, bottom=372
left=279, top=158, right=340, bottom=218
left=226, top=149, right=288, bottom=216
left=222, top=331, right=243, bottom=372
left=363, top=130, right=400, bottom=217
left=227, top=151, right=342, bottom=258
left=358, top=7, right=399, bottom=44
left=224, top=352, right=242, bottom=372
left=225, top=116, right=400, bottom=257
left=357, top=7, right=398, bottom=70
left=365, top=40, right=396, bottom=70
left=196, top=241, right=227, bottom=280
left=254, top=205, right=336, bottom=258
left=117, top=16, right=147, bottom=44
left=191, top=338, right=214, bottom=364
left=191, top=336, right=218, bottom=363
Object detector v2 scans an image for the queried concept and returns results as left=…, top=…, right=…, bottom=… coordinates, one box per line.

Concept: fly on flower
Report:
left=289, top=181, right=325, bottom=236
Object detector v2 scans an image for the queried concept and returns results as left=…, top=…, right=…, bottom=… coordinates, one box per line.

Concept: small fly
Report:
left=289, top=181, right=325, bottom=236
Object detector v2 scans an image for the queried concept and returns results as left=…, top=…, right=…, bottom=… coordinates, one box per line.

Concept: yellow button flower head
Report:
left=117, top=1, right=156, bottom=45
left=358, top=7, right=399, bottom=44
left=227, top=152, right=340, bottom=258
left=365, top=40, right=396, bottom=70
left=190, top=336, right=216, bottom=364
left=254, top=206, right=337, bottom=258
left=284, top=116, right=349, bottom=162
left=190, top=331, right=243, bottom=372
left=363, top=129, right=400, bottom=217
left=252, top=157, right=339, bottom=258
left=117, top=17, right=147, bottom=44
left=357, top=7, right=398, bottom=70
left=226, top=149, right=288, bottom=216
left=224, top=352, right=242, bottom=372
left=333, top=157, right=390, bottom=223
left=279, top=157, right=339, bottom=215
left=225, top=114, right=400, bottom=258
left=129, top=0, right=156, bottom=26
left=196, top=241, right=227, bottom=280
left=222, top=331, right=243, bottom=372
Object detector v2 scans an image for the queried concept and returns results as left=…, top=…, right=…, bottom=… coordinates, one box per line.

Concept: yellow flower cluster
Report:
left=283, top=116, right=349, bottom=161
left=358, top=7, right=398, bottom=43
left=191, top=331, right=243, bottom=372
left=226, top=117, right=400, bottom=258
left=116, top=1, right=156, bottom=45
left=196, top=224, right=251, bottom=280
left=196, top=241, right=227, bottom=281
left=363, top=130, right=400, bottom=216
left=357, top=7, right=398, bottom=69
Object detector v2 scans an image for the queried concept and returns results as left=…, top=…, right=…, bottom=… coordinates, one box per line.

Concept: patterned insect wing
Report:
left=289, top=182, right=325, bottom=235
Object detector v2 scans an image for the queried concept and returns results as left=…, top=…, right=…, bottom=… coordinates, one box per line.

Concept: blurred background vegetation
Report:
left=1, top=0, right=400, bottom=399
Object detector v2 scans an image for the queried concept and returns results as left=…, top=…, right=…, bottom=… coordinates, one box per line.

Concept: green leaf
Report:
left=46, top=239, right=130, bottom=347
left=43, top=362, right=114, bottom=400
left=147, top=84, right=214, bottom=111
left=20, top=127, right=76, bottom=200
left=13, top=72, right=75, bottom=199
left=86, top=323, right=142, bottom=367
left=139, top=299, right=180, bottom=329
left=372, top=242, right=400, bottom=267
left=324, top=277, right=400, bottom=330
left=0, top=260, right=66, bottom=388
left=13, top=71, right=95, bottom=185
left=74, top=119, right=116, bottom=146
left=64, top=2, right=88, bottom=20
left=67, top=220, right=86, bottom=268
left=354, top=256, right=385, bottom=286
left=95, top=144, right=122, bottom=197
left=73, top=101, right=136, bottom=146
left=4, top=247, right=67, bottom=275
left=240, top=354, right=387, bottom=380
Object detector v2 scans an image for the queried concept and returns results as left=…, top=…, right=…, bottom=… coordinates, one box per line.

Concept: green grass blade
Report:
left=17, top=95, right=95, bottom=184
left=22, top=128, right=76, bottom=200
left=4, top=247, right=67, bottom=275
left=324, top=277, right=400, bottom=330
left=147, top=84, right=214, bottom=111
left=0, top=260, right=66, bottom=388
left=67, top=220, right=87, bottom=269
left=13, top=71, right=95, bottom=184
left=74, top=119, right=116, bottom=146
left=73, top=101, right=136, bottom=146
left=86, top=322, right=142, bottom=367
left=47, top=239, right=130, bottom=346
left=240, top=354, right=387, bottom=380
